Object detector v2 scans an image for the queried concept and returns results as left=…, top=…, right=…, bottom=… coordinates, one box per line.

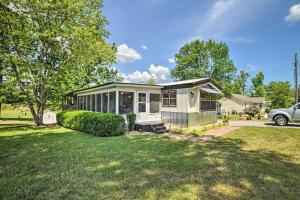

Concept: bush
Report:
left=257, top=113, right=261, bottom=120
left=265, top=108, right=270, bottom=113
left=223, top=115, right=229, bottom=125
left=246, top=116, right=252, bottom=120
left=57, top=110, right=126, bottom=136
left=126, top=112, right=136, bottom=131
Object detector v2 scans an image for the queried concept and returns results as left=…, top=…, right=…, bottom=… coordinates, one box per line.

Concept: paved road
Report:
left=229, top=120, right=300, bottom=128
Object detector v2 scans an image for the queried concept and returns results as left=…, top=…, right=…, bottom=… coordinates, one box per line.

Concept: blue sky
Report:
left=102, top=0, right=300, bottom=84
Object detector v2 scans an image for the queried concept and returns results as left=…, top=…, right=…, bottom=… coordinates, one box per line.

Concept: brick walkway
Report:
left=162, top=126, right=240, bottom=142
left=127, top=126, right=241, bottom=142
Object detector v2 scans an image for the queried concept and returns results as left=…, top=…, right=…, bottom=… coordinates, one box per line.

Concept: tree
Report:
left=171, top=39, right=237, bottom=95
left=266, top=81, right=294, bottom=109
left=233, top=70, right=250, bottom=95
left=0, top=1, right=118, bottom=125
left=251, top=72, right=265, bottom=97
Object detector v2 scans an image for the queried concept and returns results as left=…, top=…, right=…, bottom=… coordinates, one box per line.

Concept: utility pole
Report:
left=295, top=53, right=299, bottom=104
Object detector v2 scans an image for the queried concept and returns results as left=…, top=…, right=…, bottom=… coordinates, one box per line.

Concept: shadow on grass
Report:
left=0, top=126, right=299, bottom=199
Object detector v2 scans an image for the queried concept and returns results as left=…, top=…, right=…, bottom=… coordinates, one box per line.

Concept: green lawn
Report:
left=0, top=109, right=33, bottom=119
left=0, top=122, right=299, bottom=199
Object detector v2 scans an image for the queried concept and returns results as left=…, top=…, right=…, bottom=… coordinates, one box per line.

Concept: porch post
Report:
left=134, top=91, right=138, bottom=114
left=116, top=90, right=119, bottom=114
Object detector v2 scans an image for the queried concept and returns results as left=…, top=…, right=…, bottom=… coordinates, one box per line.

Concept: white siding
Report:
left=161, top=88, right=200, bottom=113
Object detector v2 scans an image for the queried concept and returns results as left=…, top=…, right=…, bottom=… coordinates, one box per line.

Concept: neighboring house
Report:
left=64, top=78, right=222, bottom=130
left=219, top=94, right=266, bottom=114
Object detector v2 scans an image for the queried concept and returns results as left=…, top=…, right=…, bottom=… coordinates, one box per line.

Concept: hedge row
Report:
left=57, top=110, right=126, bottom=136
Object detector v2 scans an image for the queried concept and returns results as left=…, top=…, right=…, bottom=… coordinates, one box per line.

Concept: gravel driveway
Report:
left=230, top=120, right=300, bottom=128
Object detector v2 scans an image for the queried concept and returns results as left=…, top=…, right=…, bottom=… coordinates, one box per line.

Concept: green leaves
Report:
left=251, top=72, right=265, bottom=97
left=0, top=0, right=119, bottom=123
left=233, top=71, right=250, bottom=95
left=171, top=39, right=237, bottom=96
left=266, top=81, right=294, bottom=109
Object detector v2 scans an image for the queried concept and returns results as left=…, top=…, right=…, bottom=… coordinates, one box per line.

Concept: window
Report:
left=200, top=91, right=217, bottom=111
left=162, top=90, right=176, bottom=107
left=119, top=92, right=134, bottom=114
left=109, top=91, right=116, bottom=113
left=138, top=93, right=146, bottom=112
left=102, top=93, right=108, bottom=113
left=150, top=93, right=160, bottom=113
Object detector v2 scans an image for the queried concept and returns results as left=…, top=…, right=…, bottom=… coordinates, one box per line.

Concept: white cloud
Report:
left=119, top=72, right=130, bottom=83
left=140, top=45, right=148, bottom=50
left=247, top=64, right=258, bottom=72
left=285, top=3, right=300, bottom=24
left=149, top=64, right=169, bottom=81
left=116, top=44, right=141, bottom=63
left=168, top=57, right=176, bottom=64
left=128, top=71, right=152, bottom=82
left=121, top=64, right=170, bottom=83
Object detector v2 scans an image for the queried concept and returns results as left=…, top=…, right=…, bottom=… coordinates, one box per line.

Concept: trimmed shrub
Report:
left=223, top=115, right=229, bottom=125
left=126, top=112, right=136, bottom=131
left=57, top=110, right=126, bottom=136
left=257, top=113, right=261, bottom=120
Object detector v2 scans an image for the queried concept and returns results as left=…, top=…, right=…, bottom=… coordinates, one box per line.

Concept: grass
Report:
left=223, top=114, right=268, bottom=121
left=0, top=121, right=300, bottom=199
left=0, top=109, right=33, bottom=119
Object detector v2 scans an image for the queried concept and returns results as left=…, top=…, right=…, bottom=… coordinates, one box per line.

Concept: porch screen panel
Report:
left=102, top=93, right=108, bottom=113
left=109, top=91, right=116, bottom=113
left=87, top=95, right=91, bottom=111
left=119, top=92, right=134, bottom=114
left=80, top=96, right=83, bottom=109
left=200, top=91, right=217, bottom=111
left=91, top=94, right=96, bottom=111
left=82, top=96, right=86, bottom=110
left=77, top=96, right=81, bottom=109
left=96, top=94, right=101, bottom=112
left=150, top=93, right=160, bottom=113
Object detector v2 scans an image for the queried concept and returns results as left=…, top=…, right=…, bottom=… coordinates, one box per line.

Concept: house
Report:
left=64, top=78, right=222, bottom=131
left=219, top=94, right=266, bottom=114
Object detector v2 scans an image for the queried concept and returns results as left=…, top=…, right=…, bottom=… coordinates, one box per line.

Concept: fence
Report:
left=161, top=111, right=217, bottom=128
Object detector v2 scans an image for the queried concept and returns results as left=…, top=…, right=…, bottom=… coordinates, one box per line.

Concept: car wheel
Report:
left=274, top=115, right=288, bottom=126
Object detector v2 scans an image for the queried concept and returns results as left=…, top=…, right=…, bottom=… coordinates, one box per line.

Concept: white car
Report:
left=268, top=103, right=300, bottom=126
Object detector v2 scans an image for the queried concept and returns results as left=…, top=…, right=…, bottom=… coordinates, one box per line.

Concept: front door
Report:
left=136, top=92, right=148, bottom=122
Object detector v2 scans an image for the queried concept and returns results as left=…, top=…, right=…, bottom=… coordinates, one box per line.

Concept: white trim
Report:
left=75, top=83, right=163, bottom=95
